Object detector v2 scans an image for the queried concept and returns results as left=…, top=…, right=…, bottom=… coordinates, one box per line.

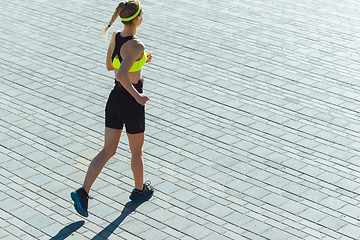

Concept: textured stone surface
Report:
left=1, top=0, right=360, bottom=239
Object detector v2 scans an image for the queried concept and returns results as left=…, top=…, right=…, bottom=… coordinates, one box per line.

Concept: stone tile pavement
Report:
left=1, top=0, right=360, bottom=239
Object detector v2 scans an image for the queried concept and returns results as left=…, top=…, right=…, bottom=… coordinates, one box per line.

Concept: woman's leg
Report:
left=127, top=132, right=145, bottom=190
left=82, top=127, right=122, bottom=194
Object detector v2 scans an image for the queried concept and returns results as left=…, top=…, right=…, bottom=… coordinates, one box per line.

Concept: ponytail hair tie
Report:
left=108, top=24, right=111, bottom=28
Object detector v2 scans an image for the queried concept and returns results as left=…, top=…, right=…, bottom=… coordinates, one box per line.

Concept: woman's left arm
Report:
left=106, top=31, right=117, bottom=71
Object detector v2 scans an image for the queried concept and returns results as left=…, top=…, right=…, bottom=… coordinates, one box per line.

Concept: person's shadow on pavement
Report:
left=50, top=220, right=85, bottom=240
left=50, top=200, right=145, bottom=240
left=91, top=200, right=145, bottom=240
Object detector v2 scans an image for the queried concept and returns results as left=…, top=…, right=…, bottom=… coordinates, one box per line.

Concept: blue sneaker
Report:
left=71, top=188, right=91, bottom=217
left=129, top=181, right=154, bottom=202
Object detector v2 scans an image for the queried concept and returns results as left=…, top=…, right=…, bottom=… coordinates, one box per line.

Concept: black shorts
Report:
left=105, top=79, right=145, bottom=134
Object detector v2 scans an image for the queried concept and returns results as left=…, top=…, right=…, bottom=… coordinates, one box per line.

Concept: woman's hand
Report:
left=146, top=52, right=153, bottom=63
left=136, top=93, right=150, bottom=106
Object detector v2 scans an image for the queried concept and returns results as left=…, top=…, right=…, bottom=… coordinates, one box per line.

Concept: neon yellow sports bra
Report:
left=111, top=32, right=146, bottom=72
left=112, top=51, right=146, bottom=72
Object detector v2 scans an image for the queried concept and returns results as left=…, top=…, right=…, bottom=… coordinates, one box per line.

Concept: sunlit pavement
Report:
left=1, top=0, right=360, bottom=239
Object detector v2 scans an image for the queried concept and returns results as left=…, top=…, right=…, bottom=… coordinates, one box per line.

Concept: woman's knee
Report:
left=102, top=144, right=117, bottom=158
left=131, top=149, right=143, bottom=159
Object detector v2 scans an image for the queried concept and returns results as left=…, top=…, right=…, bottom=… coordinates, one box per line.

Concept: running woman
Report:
left=71, top=0, right=154, bottom=218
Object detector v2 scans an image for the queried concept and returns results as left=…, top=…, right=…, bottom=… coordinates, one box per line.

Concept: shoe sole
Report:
left=129, top=188, right=154, bottom=202
left=71, top=191, right=88, bottom=217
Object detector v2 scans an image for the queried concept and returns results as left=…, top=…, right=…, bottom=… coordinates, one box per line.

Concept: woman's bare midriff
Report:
left=114, top=68, right=142, bottom=84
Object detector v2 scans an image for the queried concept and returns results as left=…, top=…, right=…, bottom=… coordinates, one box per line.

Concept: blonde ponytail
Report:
left=103, top=1, right=126, bottom=38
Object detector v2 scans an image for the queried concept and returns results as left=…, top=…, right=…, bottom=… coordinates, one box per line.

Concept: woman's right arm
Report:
left=106, top=32, right=117, bottom=71
left=116, top=43, right=150, bottom=106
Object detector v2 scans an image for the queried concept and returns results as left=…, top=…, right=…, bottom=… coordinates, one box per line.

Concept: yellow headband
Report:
left=121, top=1, right=142, bottom=21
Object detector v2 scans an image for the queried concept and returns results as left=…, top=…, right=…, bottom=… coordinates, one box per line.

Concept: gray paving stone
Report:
left=262, top=227, right=294, bottom=240
left=264, top=175, right=292, bottom=188
left=280, top=200, right=308, bottom=215
left=319, top=196, right=347, bottom=211
left=244, top=186, right=272, bottom=201
left=165, top=215, right=194, bottom=232
left=147, top=207, right=177, bottom=223
left=338, top=223, right=360, bottom=239
left=0, top=229, right=9, bottom=239
left=318, top=215, right=347, bottom=232
left=26, top=174, right=53, bottom=187
left=223, top=212, right=252, bottom=227
left=171, top=189, right=197, bottom=203
left=25, top=214, right=56, bottom=230
left=301, top=189, right=329, bottom=203
left=138, top=227, right=170, bottom=240
left=3, top=225, right=25, bottom=238
left=181, top=223, right=213, bottom=239
left=202, top=232, right=232, bottom=240
left=118, top=218, right=152, bottom=237
left=1, top=197, right=24, bottom=212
